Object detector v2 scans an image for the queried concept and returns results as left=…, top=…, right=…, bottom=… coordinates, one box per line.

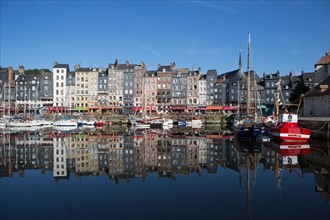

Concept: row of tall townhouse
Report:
left=1, top=51, right=329, bottom=115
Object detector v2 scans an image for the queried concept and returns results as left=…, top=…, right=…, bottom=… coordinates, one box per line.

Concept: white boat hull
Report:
left=53, top=119, right=78, bottom=127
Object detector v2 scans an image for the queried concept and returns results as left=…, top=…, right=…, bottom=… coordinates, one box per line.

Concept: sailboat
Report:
left=262, top=78, right=311, bottom=141
left=233, top=33, right=264, bottom=140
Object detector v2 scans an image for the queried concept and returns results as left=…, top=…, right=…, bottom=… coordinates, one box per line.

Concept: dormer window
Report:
left=163, top=68, right=166, bottom=72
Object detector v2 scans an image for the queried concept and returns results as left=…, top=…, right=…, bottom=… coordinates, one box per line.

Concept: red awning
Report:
left=223, top=106, right=238, bottom=111
left=206, top=105, right=222, bottom=110
left=170, top=106, right=187, bottom=110
left=132, top=106, right=142, bottom=112
left=51, top=107, right=68, bottom=111
left=132, top=106, right=156, bottom=112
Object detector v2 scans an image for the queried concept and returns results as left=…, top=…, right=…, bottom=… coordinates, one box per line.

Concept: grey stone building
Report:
left=171, top=68, right=188, bottom=111
left=263, top=71, right=280, bottom=111
left=39, top=72, right=53, bottom=108
left=216, top=69, right=243, bottom=106
left=206, top=69, right=217, bottom=106
left=303, top=76, right=330, bottom=117
left=16, top=73, right=43, bottom=114
left=123, top=61, right=135, bottom=114
left=97, top=70, right=108, bottom=106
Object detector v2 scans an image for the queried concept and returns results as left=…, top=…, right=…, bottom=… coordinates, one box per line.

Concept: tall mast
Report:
left=247, top=33, right=251, bottom=115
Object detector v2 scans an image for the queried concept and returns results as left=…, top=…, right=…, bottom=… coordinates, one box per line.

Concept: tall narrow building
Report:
left=53, top=61, right=70, bottom=108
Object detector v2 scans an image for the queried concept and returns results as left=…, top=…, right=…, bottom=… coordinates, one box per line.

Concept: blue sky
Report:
left=1, top=0, right=329, bottom=76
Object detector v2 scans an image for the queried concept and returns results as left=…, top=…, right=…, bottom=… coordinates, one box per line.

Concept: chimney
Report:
left=74, top=64, right=81, bottom=71
left=158, top=64, right=161, bottom=69
left=141, top=61, right=146, bottom=73
left=263, top=73, right=265, bottom=78
left=171, top=61, right=176, bottom=70
left=19, top=65, right=25, bottom=74
left=125, top=60, right=129, bottom=67
left=115, top=59, right=118, bottom=68
left=8, top=67, right=14, bottom=86
left=276, top=70, right=280, bottom=77
left=198, top=67, right=201, bottom=75
left=223, top=74, right=226, bottom=81
left=54, top=60, right=58, bottom=66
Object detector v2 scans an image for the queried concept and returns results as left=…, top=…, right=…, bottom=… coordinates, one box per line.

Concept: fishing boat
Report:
left=177, top=119, right=186, bottom=127
left=83, top=120, right=96, bottom=126
left=95, top=120, right=106, bottom=127
left=263, top=79, right=311, bottom=142
left=53, top=118, right=78, bottom=127
left=233, top=33, right=264, bottom=140
left=6, top=118, right=42, bottom=127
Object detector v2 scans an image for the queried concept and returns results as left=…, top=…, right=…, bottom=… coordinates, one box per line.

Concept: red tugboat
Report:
left=95, top=120, right=105, bottom=127
left=264, top=112, right=311, bottom=141
left=263, top=79, right=311, bottom=142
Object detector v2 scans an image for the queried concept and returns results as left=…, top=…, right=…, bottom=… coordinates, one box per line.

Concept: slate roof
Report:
left=175, top=68, right=189, bottom=74
left=75, top=67, right=99, bottom=72
left=145, top=70, right=157, bottom=77
left=157, top=65, right=172, bottom=72
left=301, top=71, right=315, bottom=81
left=199, top=74, right=206, bottom=80
left=206, top=69, right=217, bottom=75
left=98, top=71, right=108, bottom=77
left=218, top=69, right=242, bottom=81
left=304, top=76, right=330, bottom=97
left=53, top=64, right=69, bottom=69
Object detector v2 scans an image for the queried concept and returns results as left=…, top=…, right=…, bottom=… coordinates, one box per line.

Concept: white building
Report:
left=53, top=136, right=67, bottom=178
left=53, top=61, right=70, bottom=107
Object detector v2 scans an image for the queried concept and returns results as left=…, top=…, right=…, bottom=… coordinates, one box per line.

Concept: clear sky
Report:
left=1, top=0, right=329, bottom=76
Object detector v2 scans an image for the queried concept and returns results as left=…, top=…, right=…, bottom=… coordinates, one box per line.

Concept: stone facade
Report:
left=303, top=76, right=330, bottom=117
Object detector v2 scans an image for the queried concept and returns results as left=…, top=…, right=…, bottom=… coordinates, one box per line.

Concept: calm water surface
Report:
left=0, top=126, right=329, bottom=220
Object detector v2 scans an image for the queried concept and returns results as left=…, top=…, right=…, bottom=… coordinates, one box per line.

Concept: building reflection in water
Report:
left=0, top=127, right=329, bottom=202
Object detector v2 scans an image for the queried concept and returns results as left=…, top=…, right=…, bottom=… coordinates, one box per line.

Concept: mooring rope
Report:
left=300, top=121, right=329, bottom=132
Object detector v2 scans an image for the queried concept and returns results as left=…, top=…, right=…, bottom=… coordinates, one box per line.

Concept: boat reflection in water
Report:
left=0, top=127, right=329, bottom=220
left=270, top=141, right=311, bottom=168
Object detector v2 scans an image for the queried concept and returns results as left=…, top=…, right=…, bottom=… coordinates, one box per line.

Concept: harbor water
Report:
left=0, top=126, right=329, bottom=220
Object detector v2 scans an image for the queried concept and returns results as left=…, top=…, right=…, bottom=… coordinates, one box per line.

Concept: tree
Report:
left=289, top=82, right=310, bottom=106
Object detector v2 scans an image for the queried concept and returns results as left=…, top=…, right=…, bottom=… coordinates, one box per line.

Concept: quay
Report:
left=299, top=117, right=330, bottom=139
left=46, top=112, right=230, bottom=126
